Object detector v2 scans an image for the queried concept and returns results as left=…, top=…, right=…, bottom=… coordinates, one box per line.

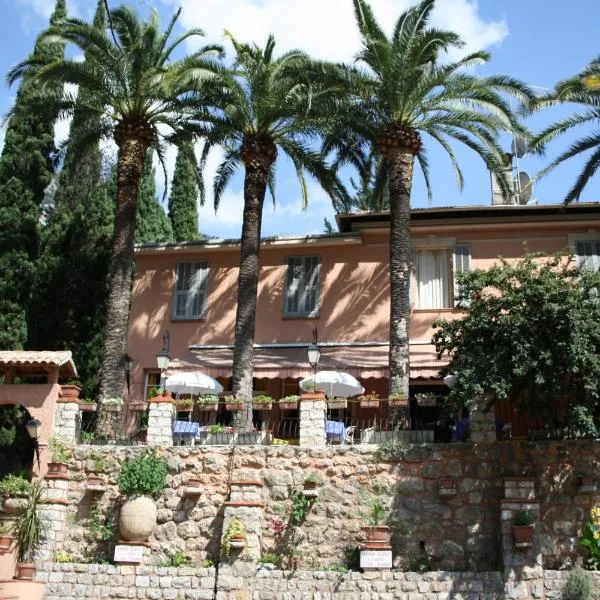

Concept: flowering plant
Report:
left=579, top=505, right=600, bottom=569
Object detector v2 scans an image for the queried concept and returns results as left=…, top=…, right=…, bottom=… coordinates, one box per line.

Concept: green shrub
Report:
left=49, top=437, right=73, bottom=464
left=259, top=552, right=279, bottom=565
left=12, top=480, right=49, bottom=564
left=0, top=474, right=31, bottom=497
left=0, top=426, right=16, bottom=447
left=514, top=510, right=534, bottom=526
left=166, top=550, right=192, bottom=566
left=117, top=451, right=167, bottom=497
left=562, top=569, right=592, bottom=600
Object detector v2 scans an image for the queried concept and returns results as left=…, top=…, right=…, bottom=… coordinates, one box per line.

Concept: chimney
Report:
left=490, top=153, right=516, bottom=206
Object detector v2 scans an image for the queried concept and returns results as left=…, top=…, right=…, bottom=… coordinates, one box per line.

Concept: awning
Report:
left=167, top=344, right=447, bottom=380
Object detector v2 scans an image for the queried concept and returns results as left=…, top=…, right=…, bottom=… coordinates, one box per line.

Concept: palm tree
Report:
left=327, top=0, right=533, bottom=399
left=8, top=6, right=222, bottom=427
left=200, top=33, right=347, bottom=427
left=529, top=55, right=600, bottom=203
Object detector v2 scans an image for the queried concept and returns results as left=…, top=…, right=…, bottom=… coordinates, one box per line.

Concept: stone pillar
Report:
left=146, top=397, right=175, bottom=447
left=469, top=395, right=497, bottom=443
left=501, top=477, right=544, bottom=599
left=299, top=392, right=326, bottom=447
left=53, top=400, right=80, bottom=443
left=41, top=467, right=72, bottom=561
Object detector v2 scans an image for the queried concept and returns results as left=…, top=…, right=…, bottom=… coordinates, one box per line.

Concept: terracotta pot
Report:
left=327, top=399, right=347, bottom=410
left=119, top=496, right=157, bottom=542
left=60, top=385, right=81, bottom=400
left=252, top=403, right=273, bottom=411
left=198, top=404, right=218, bottom=412
left=16, top=563, right=35, bottom=580
left=225, top=403, right=244, bottom=412
left=278, top=402, right=298, bottom=411
left=388, top=399, right=408, bottom=408
left=512, top=525, right=534, bottom=546
left=363, top=525, right=391, bottom=548
left=87, top=476, right=105, bottom=487
left=360, top=400, right=379, bottom=408
left=229, top=535, right=246, bottom=549
left=0, top=534, right=12, bottom=552
left=187, top=479, right=203, bottom=488
left=79, top=403, right=97, bottom=412
left=47, top=462, right=68, bottom=476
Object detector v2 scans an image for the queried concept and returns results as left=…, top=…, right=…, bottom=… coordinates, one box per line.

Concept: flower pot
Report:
left=79, top=403, right=97, bottom=412
left=15, top=563, right=35, bottom=580
left=175, top=403, right=194, bottom=412
left=363, top=525, right=391, bottom=548
left=119, top=496, right=158, bottom=542
left=184, top=479, right=203, bottom=496
left=229, top=535, right=245, bottom=549
left=278, top=402, right=298, bottom=411
left=327, top=399, right=347, bottom=410
left=225, top=402, right=244, bottom=412
left=198, top=403, right=218, bottom=412
left=360, top=400, right=379, bottom=408
left=86, top=477, right=106, bottom=493
left=439, top=479, right=457, bottom=496
left=388, top=399, right=408, bottom=408
left=512, top=525, right=534, bottom=547
left=303, top=482, right=320, bottom=498
left=60, top=385, right=81, bottom=400
left=252, top=403, right=273, bottom=411
left=0, top=534, right=12, bottom=552
left=47, top=462, right=68, bottom=476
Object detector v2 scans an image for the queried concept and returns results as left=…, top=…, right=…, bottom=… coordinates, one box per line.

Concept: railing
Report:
left=78, top=404, right=146, bottom=445
left=325, top=416, right=435, bottom=445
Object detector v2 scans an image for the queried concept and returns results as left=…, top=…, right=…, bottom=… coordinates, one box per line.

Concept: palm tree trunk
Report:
left=231, top=161, right=270, bottom=431
left=388, top=150, right=415, bottom=399
left=97, top=132, right=149, bottom=436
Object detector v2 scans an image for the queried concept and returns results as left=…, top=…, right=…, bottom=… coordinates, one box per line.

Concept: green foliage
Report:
left=579, top=507, right=600, bottom=570
left=208, top=424, right=227, bottom=434
left=562, top=569, right=593, bottom=600
left=0, top=405, right=23, bottom=448
left=12, top=480, right=50, bottom=564
left=252, top=395, right=273, bottom=405
left=290, top=490, right=314, bottom=527
left=136, top=151, right=173, bottom=245
left=55, top=551, right=74, bottom=563
left=513, top=510, right=534, bottom=527
left=565, top=405, right=598, bottom=439
left=201, top=558, right=214, bottom=568
left=221, top=519, right=246, bottom=556
left=0, top=1, right=65, bottom=348
left=374, top=439, right=407, bottom=461
left=168, top=140, right=199, bottom=242
left=303, top=472, right=322, bottom=485
left=434, top=254, right=600, bottom=420
left=117, top=451, right=168, bottom=497
left=258, top=552, right=280, bottom=565
left=166, top=550, right=192, bottom=567
left=357, top=483, right=406, bottom=531
left=0, top=474, right=31, bottom=497
left=88, top=500, right=114, bottom=542
left=49, top=437, right=73, bottom=464
left=199, top=395, right=219, bottom=405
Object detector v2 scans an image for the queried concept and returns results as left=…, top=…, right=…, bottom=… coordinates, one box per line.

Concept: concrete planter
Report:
left=15, top=562, right=35, bottom=580
left=79, top=402, right=97, bottom=412
left=47, top=462, right=68, bottom=477
left=512, top=525, right=534, bottom=548
left=119, top=496, right=157, bottom=542
left=59, top=384, right=81, bottom=400
left=0, top=534, right=12, bottom=553
left=2, top=496, right=27, bottom=514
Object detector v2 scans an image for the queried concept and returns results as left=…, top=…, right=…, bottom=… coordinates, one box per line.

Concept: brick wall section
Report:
left=37, top=563, right=216, bottom=600
left=48, top=440, right=600, bottom=571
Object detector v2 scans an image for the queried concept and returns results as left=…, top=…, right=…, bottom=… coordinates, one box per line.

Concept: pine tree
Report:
left=0, top=0, right=66, bottom=349
left=168, top=141, right=199, bottom=241
left=27, top=0, right=114, bottom=397
left=135, top=151, right=173, bottom=244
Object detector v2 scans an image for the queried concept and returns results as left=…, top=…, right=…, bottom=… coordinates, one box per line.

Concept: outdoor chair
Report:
left=343, top=425, right=356, bottom=445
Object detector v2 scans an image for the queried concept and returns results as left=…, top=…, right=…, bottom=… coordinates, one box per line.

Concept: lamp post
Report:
left=307, top=343, right=320, bottom=392
left=25, top=418, right=42, bottom=468
left=156, top=331, right=171, bottom=392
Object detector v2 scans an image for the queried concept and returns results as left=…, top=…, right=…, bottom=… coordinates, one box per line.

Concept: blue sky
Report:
left=0, top=0, right=599, bottom=239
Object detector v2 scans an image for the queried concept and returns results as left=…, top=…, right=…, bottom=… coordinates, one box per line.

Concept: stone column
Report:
left=146, top=397, right=175, bottom=447
left=53, top=400, right=80, bottom=443
left=501, top=477, right=544, bottom=599
left=299, top=392, right=326, bottom=447
left=469, top=394, right=497, bottom=444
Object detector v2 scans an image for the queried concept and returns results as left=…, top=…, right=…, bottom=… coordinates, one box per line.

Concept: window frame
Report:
left=283, top=255, right=321, bottom=318
left=569, top=232, right=600, bottom=271
left=172, top=260, right=210, bottom=320
left=144, top=371, right=162, bottom=400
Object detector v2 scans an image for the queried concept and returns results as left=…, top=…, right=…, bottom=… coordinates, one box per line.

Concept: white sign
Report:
left=360, top=550, right=392, bottom=570
left=114, top=545, right=144, bottom=564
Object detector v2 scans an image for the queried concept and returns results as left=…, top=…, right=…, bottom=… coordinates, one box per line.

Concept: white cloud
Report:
left=161, top=0, right=507, bottom=62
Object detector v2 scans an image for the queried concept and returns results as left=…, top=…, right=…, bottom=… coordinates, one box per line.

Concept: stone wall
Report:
left=37, top=563, right=216, bottom=600
left=41, top=440, right=600, bottom=572
left=544, top=569, right=600, bottom=599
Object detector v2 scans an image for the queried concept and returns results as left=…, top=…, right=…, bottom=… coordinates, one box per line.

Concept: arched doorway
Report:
left=0, top=404, right=35, bottom=479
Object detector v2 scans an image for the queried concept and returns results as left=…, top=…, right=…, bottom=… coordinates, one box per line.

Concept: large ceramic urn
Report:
left=119, top=496, right=157, bottom=542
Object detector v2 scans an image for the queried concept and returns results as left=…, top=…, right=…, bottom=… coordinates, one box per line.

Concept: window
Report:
left=284, top=256, right=320, bottom=317
left=575, top=240, right=600, bottom=271
left=415, top=244, right=471, bottom=309
left=173, top=261, right=209, bottom=319
left=144, top=372, right=161, bottom=400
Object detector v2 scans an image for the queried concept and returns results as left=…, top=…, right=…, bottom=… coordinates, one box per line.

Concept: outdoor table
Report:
left=325, top=420, right=345, bottom=444
left=173, top=420, right=200, bottom=445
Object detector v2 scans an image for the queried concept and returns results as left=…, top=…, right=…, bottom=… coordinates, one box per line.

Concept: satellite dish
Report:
left=517, top=172, right=532, bottom=204
left=511, top=137, right=527, bottom=158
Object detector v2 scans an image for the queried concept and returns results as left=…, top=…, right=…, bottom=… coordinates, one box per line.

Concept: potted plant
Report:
left=359, top=393, right=380, bottom=408
left=12, top=480, right=49, bottom=580
left=116, top=450, right=167, bottom=542
left=439, top=479, right=457, bottom=496
left=60, top=381, right=81, bottom=401
left=222, top=519, right=246, bottom=555
left=278, top=395, right=299, bottom=411
left=175, top=397, right=194, bottom=412
left=102, top=396, right=124, bottom=412
left=183, top=475, right=203, bottom=496
left=387, top=393, right=408, bottom=408
left=79, top=398, right=97, bottom=412
left=0, top=522, right=13, bottom=553
left=47, top=437, right=73, bottom=476
left=252, top=395, right=273, bottom=411
left=512, top=510, right=534, bottom=547
left=415, top=392, right=438, bottom=407
left=302, top=472, right=322, bottom=498
left=224, top=395, right=245, bottom=412
left=198, top=395, right=219, bottom=412
left=327, top=397, right=347, bottom=410
left=362, top=498, right=391, bottom=547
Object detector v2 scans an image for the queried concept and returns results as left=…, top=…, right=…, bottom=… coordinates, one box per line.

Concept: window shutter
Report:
left=285, top=257, right=301, bottom=315
left=576, top=241, right=600, bottom=271
left=284, top=256, right=320, bottom=316
left=453, top=244, right=471, bottom=307
left=173, top=261, right=209, bottom=319
left=304, top=256, right=321, bottom=316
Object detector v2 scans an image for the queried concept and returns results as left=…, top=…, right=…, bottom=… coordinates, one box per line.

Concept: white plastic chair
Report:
left=343, top=426, right=356, bottom=445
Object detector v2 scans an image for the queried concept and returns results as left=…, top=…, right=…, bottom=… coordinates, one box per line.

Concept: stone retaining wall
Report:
left=544, top=570, right=600, bottom=599
left=33, top=440, right=600, bottom=572
left=37, top=563, right=216, bottom=600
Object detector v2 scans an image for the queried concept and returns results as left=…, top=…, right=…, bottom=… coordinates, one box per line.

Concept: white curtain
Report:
left=417, top=250, right=449, bottom=309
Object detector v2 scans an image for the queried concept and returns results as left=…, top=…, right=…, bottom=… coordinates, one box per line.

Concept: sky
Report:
left=0, top=0, right=599, bottom=239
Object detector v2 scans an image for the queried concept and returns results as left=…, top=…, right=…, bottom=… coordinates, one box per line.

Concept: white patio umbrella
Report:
left=299, top=371, right=364, bottom=398
left=165, top=372, right=223, bottom=396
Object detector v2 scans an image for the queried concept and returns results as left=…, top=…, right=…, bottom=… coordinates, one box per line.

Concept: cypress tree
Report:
left=27, top=0, right=114, bottom=397
left=0, top=0, right=66, bottom=349
left=135, top=151, right=173, bottom=244
left=168, top=141, right=199, bottom=241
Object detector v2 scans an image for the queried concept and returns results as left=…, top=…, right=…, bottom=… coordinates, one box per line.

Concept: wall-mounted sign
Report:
left=360, top=550, right=392, bottom=570
left=114, top=545, right=144, bottom=564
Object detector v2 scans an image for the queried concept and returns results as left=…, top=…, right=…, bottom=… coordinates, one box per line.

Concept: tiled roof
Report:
left=0, top=351, right=77, bottom=377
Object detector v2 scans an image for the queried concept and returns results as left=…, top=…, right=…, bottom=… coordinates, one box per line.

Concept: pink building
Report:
left=126, top=203, right=600, bottom=438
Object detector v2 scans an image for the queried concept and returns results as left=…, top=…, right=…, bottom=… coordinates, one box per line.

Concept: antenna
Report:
left=516, top=172, right=532, bottom=205
left=511, top=137, right=527, bottom=158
